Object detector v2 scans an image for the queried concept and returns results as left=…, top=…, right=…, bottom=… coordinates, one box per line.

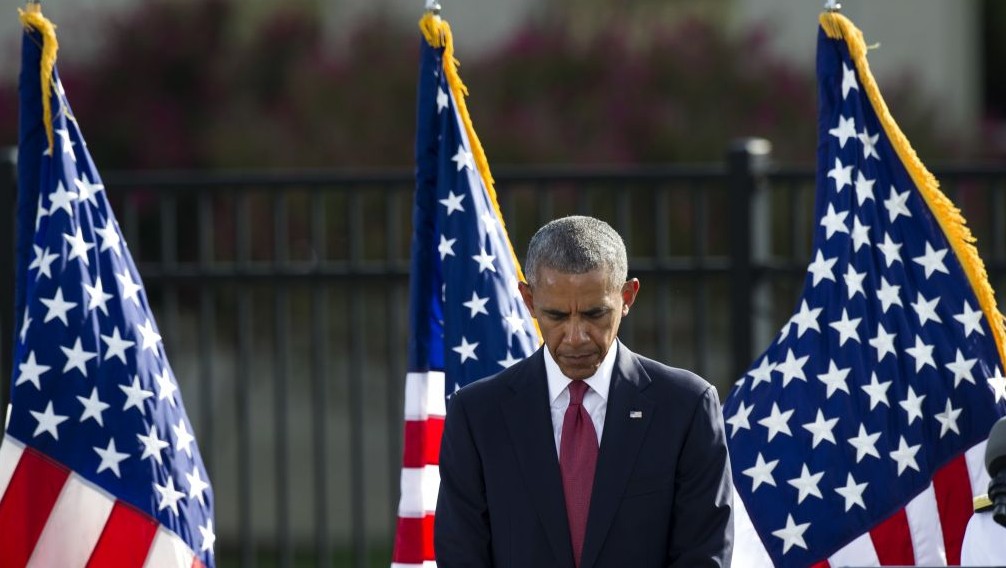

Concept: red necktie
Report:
left=559, top=380, right=599, bottom=568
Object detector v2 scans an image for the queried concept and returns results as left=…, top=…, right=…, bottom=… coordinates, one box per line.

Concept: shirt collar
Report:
left=545, top=341, right=618, bottom=405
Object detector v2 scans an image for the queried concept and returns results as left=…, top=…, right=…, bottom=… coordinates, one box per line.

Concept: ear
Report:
left=621, top=278, right=640, bottom=315
left=518, top=281, right=535, bottom=315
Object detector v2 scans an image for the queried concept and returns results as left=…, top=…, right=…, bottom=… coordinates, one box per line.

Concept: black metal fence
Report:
left=1, top=143, right=1005, bottom=567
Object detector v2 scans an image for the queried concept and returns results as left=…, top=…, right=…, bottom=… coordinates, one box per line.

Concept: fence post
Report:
left=727, top=138, right=772, bottom=384
left=1, top=147, right=17, bottom=428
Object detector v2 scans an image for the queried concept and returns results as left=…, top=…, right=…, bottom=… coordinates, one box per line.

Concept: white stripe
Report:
left=966, top=441, right=990, bottom=498
left=390, top=563, right=438, bottom=568
left=904, top=483, right=946, bottom=565
left=27, top=474, right=115, bottom=568
left=398, top=464, right=441, bottom=517
left=143, top=526, right=196, bottom=568
left=829, top=531, right=880, bottom=566
left=0, top=436, right=25, bottom=499
left=404, top=372, right=446, bottom=420
left=730, top=492, right=773, bottom=568
left=4, top=403, right=10, bottom=430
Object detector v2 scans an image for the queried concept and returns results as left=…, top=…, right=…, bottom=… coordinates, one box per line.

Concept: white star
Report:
left=19, top=310, right=31, bottom=343
left=790, top=300, right=822, bottom=338
left=77, top=387, right=110, bottom=426
left=742, top=453, right=779, bottom=492
left=954, top=302, right=985, bottom=337
left=802, top=409, right=839, bottom=448
left=480, top=210, right=499, bottom=236
left=912, top=243, right=949, bottom=279
left=48, top=180, right=78, bottom=216
left=16, top=351, right=51, bottom=390
left=154, top=476, right=186, bottom=516
left=747, top=356, right=775, bottom=390
left=452, top=337, right=479, bottom=363
left=30, top=401, right=68, bottom=440
left=989, top=369, right=1006, bottom=403
left=758, top=403, right=794, bottom=442
left=875, top=278, right=903, bottom=314
left=843, top=264, right=866, bottom=299
left=437, top=235, right=457, bottom=260
left=835, top=472, right=868, bottom=511
left=911, top=292, right=942, bottom=327
left=848, top=424, right=881, bottom=462
left=136, top=319, right=162, bottom=352
left=829, top=308, right=862, bottom=347
left=829, top=115, right=857, bottom=148
left=772, top=514, right=811, bottom=554
left=74, top=173, right=105, bottom=206
left=503, top=310, right=527, bottom=336
left=899, top=385, right=927, bottom=425
left=774, top=349, right=809, bottom=387
left=726, top=400, right=754, bottom=437
left=884, top=187, right=912, bottom=222
left=842, top=62, right=859, bottom=99
left=904, top=335, right=936, bottom=373
left=138, top=425, right=170, bottom=464
left=497, top=351, right=521, bottom=369
left=854, top=171, right=876, bottom=205
left=29, top=245, right=60, bottom=280
left=819, top=204, right=849, bottom=240
left=94, top=438, right=129, bottom=478
left=116, top=270, right=143, bottom=306
left=861, top=372, right=892, bottom=410
left=889, top=436, right=921, bottom=475
left=199, top=520, right=216, bottom=553
left=34, top=194, right=47, bottom=231
left=827, top=158, right=853, bottom=192
left=945, top=349, right=978, bottom=388
left=100, top=326, right=135, bottom=364
left=120, top=375, right=154, bottom=415
left=858, top=129, right=880, bottom=160
left=438, top=190, right=465, bottom=216
left=452, top=146, right=475, bottom=172
left=471, top=248, right=497, bottom=273
left=461, top=291, right=488, bottom=318
left=816, top=360, right=851, bottom=398
left=155, top=368, right=179, bottom=407
left=173, top=419, right=196, bottom=457
left=850, top=217, right=871, bottom=252
left=787, top=465, right=825, bottom=504
left=935, top=399, right=963, bottom=438
left=436, top=87, right=449, bottom=113
left=83, top=277, right=114, bottom=315
left=868, top=323, right=897, bottom=362
left=63, top=227, right=95, bottom=266
left=93, top=220, right=122, bottom=256
left=806, top=251, right=837, bottom=287
left=876, top=233, right=903, bottom=267
left=40, top=287, right=77, bottom=326
left=187, top=467, right=211, bottom=506
left=61, top=337, right=98, bottom=377
left=55, top=127, right=76, bottom=161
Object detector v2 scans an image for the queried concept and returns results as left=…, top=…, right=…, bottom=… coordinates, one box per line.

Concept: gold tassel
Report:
left=820, top=11, right=1006, bottom=370
left=19, top=4, right=59, bottom=155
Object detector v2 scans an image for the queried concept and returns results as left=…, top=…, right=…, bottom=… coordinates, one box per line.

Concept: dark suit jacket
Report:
left=434, top=342, right=733, bottom=568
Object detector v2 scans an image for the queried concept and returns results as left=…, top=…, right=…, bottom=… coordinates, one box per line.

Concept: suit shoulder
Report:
left=634, top=353, right=716, bottom=400
left=453, top=352, right=533, bottom=403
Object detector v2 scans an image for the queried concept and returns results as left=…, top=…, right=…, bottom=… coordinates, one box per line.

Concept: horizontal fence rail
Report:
left=2, top=148, right=1005, bottom=567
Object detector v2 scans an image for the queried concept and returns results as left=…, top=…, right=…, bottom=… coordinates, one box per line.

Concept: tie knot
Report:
left=567, top=380, right=589, bottom=405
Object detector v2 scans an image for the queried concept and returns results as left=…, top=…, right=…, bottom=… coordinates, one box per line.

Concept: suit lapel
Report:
left=500, top=349, right=575, bottom=568
left=579, top=344, right=655, bottom=568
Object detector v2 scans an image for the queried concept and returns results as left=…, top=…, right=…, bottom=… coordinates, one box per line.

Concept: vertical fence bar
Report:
left=616, top=188, right=634, bottom=347
left=197, top=192, right=215, bottom=473
left=693, top=186, right=709, bottom=378
left=273, top=190, right=292, bottom=568
left=159, top=192, right=179, bottom=362
left=310, top=189, right=332, bottom=567
left=386, top=187, right=404, bottom=536
left=1, top=149, right=17, bottom=424
left=235, top=190, right=255, bottom=568
left=654, top=185, right=672, bottom=365
left=348, top=189, right=368, bottom=568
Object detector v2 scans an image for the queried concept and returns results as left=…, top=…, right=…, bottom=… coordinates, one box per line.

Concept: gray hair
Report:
left=524, top=216, right=628, bottom=290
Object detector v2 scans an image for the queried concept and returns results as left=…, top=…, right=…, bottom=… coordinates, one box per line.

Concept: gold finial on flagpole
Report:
left=824, top=0, right=841, bottom=12
left=425, top=0, right=441, bottom=14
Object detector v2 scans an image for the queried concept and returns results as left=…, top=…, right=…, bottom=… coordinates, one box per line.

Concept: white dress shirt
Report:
left=545, top=342, right=618, bottom=456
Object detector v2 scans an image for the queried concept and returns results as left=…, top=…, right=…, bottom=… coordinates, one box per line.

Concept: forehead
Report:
left=533, top=267, right=618, bottom=302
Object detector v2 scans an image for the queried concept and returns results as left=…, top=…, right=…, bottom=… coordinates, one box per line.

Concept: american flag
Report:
left=1, top=10, right=215, bottom=567
left=725, top=12, right=1006, bottom=568
left=391, top=14, right=539, bottom=567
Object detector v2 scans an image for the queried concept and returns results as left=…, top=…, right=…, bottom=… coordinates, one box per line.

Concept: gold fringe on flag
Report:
left=19, top=4, right=59, bottom=154
left=820, top=11, right=1006, bottom=370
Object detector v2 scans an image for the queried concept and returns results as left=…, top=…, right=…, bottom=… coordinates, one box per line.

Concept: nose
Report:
left=563, top=318, right=589, bottom=347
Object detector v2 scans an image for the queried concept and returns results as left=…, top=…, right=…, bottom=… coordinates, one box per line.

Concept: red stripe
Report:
left=932, top=455, right=973, bottom=565
left=810, top=560, right=830, bottom=568
left=192, top=555, right=206, bottom=568
left=392, top=514, right=436, bottom=563
left=870, top=507, right=915, bottom=565
left=0, top=448, right=70, bottom=567
left=85, top=501, right=158, bottom=568
left=402, top=418, right=445, bottom=468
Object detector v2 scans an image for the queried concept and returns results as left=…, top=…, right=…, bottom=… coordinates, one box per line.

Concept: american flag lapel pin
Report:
left=629, top=410, right=643, bottom=419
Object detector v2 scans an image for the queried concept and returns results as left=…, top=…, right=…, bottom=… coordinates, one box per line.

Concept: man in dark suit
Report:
left=434, top=216, right=733, bottom=567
